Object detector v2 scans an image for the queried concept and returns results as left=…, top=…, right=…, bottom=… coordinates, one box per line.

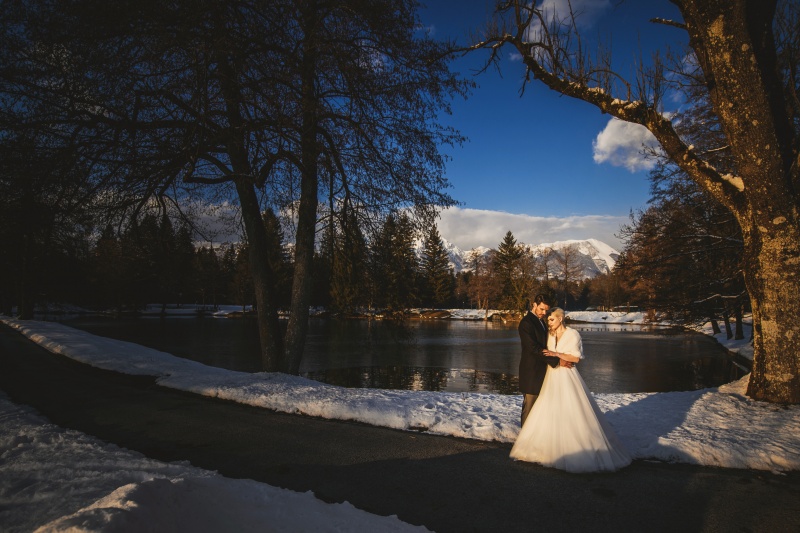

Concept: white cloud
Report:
left=436, top=207, right=627, bottom=251
left=187, top=203, right=628, bottom=254
left=526, top=0, right=612, bottom=41
left=592, top=118, right=660, bottom=173
left=540, top=0, right=611, bottom=25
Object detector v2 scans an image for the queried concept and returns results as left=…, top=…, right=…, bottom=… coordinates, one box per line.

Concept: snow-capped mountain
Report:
left=415, top=236, right=619, bottom=279
left=413, top=237, right=469, bottom=272
left=527, top=238, right=620, bottom=278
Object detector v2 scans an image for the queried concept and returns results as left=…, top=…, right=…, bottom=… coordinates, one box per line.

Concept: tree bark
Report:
left=678, top=0, right=800, bottom=403
left=734, top=304, right=744, bottom=341
left=283, top=1, right=319, bottom=375
left=213, top=40, right=285, bottom=372
left=236, top=181, right=284, bottom=372
left=742, top=224, right=800, bottom=403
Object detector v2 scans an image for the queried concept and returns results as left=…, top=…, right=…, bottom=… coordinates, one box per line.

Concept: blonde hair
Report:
left=549, top=307, right=565, bottom=320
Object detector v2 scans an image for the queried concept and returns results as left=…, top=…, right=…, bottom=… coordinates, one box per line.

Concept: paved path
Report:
left=1, top=323, right=799, bottom=532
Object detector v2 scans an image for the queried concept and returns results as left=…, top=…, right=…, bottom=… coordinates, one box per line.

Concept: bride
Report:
left=510, top=307, right=632, bottom=473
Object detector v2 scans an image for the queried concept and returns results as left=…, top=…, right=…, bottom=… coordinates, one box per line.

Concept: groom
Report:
left=518, top=294, right=561, bottom=426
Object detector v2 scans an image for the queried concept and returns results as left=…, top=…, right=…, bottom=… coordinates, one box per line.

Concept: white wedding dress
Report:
left=510, top=328, right=631, bottom=473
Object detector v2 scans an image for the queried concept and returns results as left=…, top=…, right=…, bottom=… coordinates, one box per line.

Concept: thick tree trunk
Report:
left=283, top=165, right=317, bottom=375
left=743, top=224, right=800, bottom=403
left=678, top=0, right=799, bottom=402
left=235, top=181, right=284, bottom=372
left=214, top=39, right=286, bottom=372
left=283, top=2, right=319, bottom=376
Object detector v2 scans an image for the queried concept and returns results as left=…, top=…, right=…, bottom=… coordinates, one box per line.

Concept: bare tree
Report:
left=472, top=0, right=800, bottom=403
left=466, top=248, right=499, bottom=317
left=4, top=0, right=467, bottom=374
left=552, top=244, right=584, bottom=309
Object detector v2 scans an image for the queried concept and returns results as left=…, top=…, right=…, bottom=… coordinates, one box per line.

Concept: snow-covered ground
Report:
left=1, top=312, right=796, bottom=532
left=0, top=393, right=427, bottom=533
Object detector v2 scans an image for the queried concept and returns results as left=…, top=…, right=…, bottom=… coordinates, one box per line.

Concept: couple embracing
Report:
left=511, top=294, right=631, bottom=473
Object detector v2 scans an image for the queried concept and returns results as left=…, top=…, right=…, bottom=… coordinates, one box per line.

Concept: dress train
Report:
left=510, top=365, right=631, bottom=473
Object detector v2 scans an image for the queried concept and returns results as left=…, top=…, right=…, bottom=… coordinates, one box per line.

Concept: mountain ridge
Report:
left=415, top=237, right=620, bottom=279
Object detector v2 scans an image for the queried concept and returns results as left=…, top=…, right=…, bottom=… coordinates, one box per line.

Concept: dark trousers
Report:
left=521, top=393, right=538, bottom=427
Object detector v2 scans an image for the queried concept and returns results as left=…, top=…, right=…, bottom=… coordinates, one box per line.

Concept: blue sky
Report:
left=417, top=0, right=687, bottom=251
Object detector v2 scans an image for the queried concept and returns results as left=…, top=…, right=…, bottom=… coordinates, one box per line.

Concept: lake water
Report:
left=58, top=317, right=747, bottom=394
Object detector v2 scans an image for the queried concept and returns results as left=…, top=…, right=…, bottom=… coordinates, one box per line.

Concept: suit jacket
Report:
left=518, top=311, right=559, bottom=394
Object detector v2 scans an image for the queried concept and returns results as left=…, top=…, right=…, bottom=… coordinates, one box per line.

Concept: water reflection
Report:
left=58, top=316, right=746, bottom=394
left=302, top=366, right=520, bottom=394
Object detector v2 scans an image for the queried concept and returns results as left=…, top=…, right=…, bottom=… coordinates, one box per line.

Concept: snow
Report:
left=528, top=238, right=619, bottom=275
left=0, top=393, right=427, bottom=533
left=1, top=312, right=798, bottom=532
left=425, top=237, right=619, bottom=276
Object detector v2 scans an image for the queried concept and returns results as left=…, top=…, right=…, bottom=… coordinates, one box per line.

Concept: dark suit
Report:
left=518, top=311, right=559, bottom=395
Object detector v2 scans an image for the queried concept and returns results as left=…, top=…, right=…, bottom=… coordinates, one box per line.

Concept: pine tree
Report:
left=329, top=209, right=368, bottom=314
left=262, top=209, right=291, bottom=309
left=230, top=244, right=255, bottom=311
left=193, top=246, right=221, bottom=307
left=492, top=231, right=523, bottom=310
left=90, top=225, right=126, bottom=312
left=419, top=224, right=454, bottom=308
left=369, top=213, right=419, bottom=313
left=391, top=213, right=419, bottom=311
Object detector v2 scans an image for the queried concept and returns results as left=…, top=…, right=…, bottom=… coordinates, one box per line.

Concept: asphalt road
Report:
left=1, top=323, right=799, bottom=532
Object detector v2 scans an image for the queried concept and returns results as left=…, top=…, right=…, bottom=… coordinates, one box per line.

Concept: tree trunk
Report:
left=236, top=180, right=284, bottom=372
left=679, top=0, right=799, bottom=402
left=734, top=304, right=744, bottom=341
left=283, top=1, right=319, bottom=375
left=723, top=312, right=733, bottom=340
left=213, top=38, right=286, bottom=372
left=743, top=225, right=800, bottom=403
left=283, top=167, right=317, bottom=375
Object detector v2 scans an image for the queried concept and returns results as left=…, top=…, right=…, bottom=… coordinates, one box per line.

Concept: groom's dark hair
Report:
left=525, top=294, right=550, bottom=311
left=532, top=294, right=550, bottom=306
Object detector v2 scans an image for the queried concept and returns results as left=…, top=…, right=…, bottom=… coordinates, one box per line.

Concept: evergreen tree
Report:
left=507, top=245, right=539, bottom=312
left=171, top=222, right=196, bottom=306
left=329, top=209, right=368, bottom=314
left=391, top=213, right=420, bottom=311
left=90, top=226, right=126, bottom=312
left=369, top=213, right=418, bottom=312
left=219, top=244, right=239, bottom=304
left=492, top=231, right=523, bottom=310
left=368, top=214, right=396, bottom=310
left=312, top=221, right=335, bottom=309
left=262, top=209, right=292, bottom=309
left=419, top=224, right=454, bottom=308
left=230, top=244, right=255, bottom=311
left=193, top=246, right=221, bottom=307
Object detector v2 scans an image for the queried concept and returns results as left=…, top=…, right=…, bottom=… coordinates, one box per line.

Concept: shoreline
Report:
left=25, top=303, right=755, bottom=369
